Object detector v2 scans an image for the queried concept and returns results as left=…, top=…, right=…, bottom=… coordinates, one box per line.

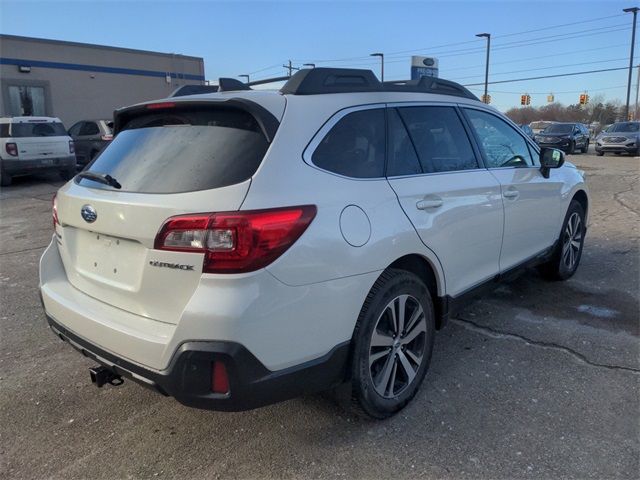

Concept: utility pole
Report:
left=476, top=33, right=491, bottom=103
left=282, top=60, right=299, bottom=77
left=370, top=53, right=384, bottom=82
left=635, top=64, right=639, bottom=120
left=624, top=7, right=639, bottom=119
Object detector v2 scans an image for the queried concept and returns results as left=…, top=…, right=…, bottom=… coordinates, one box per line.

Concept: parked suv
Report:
left=0, top=117, right=76, bottom=186
left=595, top=121, right=640, bottom=156
left=67, top=119, right=113, bottom=167
left=39, top=69, right=589, bottom=418
left=535, top=122, right=590, bottom=154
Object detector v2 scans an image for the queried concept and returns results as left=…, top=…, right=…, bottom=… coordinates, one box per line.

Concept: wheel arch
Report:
left=571, top=189, right=588, bottom=218
left=386, top=254, right=448, bottom=330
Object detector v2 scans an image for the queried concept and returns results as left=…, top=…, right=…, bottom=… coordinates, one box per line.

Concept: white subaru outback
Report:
left=39, top=68, right=588, bottom=418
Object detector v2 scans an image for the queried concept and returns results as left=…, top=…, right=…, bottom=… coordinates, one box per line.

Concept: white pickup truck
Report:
left=0, top=116, right=76, bottom=186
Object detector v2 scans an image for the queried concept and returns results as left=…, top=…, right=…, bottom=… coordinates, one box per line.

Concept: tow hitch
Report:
left=89, top=366, right=124, bottom=387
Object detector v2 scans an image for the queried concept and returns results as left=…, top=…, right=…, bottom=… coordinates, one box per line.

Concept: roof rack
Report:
left=218, top=78, right=252, bottom=92
left=169, top=84, right=219, bottom=97
left=279, top=67, right=478, bottom=100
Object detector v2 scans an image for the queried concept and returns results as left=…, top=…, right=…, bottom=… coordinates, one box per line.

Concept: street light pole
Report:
left=239, top=74, right=250, bottom=84
left=476, top=33, right=491, bottom=103
left=370, top=53, right=384, bottom=82
left=624, top=7, right=639, bottom=119
left=303, top=63, right=316, bottom=69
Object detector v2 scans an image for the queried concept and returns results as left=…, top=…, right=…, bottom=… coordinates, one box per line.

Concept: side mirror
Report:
left=540, top=148, right=565, bottom=178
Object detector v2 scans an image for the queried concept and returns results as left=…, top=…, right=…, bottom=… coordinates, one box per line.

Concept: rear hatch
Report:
left=54, top=98, right=283, bottom=324
left=11, top=119, right=70, bottom=160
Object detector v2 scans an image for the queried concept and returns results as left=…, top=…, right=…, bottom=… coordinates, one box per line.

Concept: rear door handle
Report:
left=503, top=189, right=519, bottom=199
left=416, top=199, right=443, bottom=210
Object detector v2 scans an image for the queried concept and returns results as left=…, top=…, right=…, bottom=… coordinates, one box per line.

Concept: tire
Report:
left=59, top=167, right=76, bottom=181
left=581, top=141, right=589, bottom=154
left=596, top=151, right=604, bottom=156
left=568, top=141, right=576, bottom=155
left=0, top=170, right=11, bottom=187
left=350, top=269, right=435, bottom=419
left=538, top=200, right=586, bottom=281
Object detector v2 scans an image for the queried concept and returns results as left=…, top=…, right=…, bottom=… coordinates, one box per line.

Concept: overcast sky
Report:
left=1, top=0, right=637, bottom=111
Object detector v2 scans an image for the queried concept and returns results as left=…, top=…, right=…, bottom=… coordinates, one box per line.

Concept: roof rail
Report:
left=279, top=67, right=478, bottom=100
left=169, top=84, right=219, bottom=97
left=218, top=78, right=252, bottom=92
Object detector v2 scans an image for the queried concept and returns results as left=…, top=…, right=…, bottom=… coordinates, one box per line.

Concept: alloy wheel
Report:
left=562, top=212, right=582, bottom=270
left=369, top=294, right=427, bottom=398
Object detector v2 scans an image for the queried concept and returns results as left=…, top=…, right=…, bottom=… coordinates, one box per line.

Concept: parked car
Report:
left=595, top=121, right=640, bottom=156
left=519, top=124, right=535, bottom=138
left=535, top=122, right=590, bottom=154
left=0, top=116, right=76, bottom=186
left=530, top=120, right=556, bottom=135
left=67, top=119, right=113, bottom=167
left=39, top=68, right=589, bottom=418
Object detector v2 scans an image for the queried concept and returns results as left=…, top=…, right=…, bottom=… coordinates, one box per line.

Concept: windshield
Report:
left=77, top=106, right=269, bottom=194
left=608, top=122, right=639, bottom=133
left=543, top=124, right=573, bottom=134
left=11, top=122, right=67, bottom=137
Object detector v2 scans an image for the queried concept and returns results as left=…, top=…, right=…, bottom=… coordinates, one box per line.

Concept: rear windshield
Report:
left=543, top=124, right=573, bottom=134
left=77, top=106, right=269, bottom=194
left=11, top=122, right=67, bottom=137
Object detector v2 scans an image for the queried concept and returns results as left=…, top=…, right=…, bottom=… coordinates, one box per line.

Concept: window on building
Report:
left=8, top=86, right=46, bottom=116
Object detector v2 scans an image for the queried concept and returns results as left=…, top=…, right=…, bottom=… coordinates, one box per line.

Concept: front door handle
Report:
left=416, top=199, right=443, bottom=210
left=503, top=189, right=519, bottom=199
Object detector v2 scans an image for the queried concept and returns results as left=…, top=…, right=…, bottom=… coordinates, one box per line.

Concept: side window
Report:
left=387, top=108, right=421, bottom=177
left=464, top=109, right=534, bottom=168
left=312, top=108, right=385, bottom=178
left=80, top=122, right=100, bottom=136
left=398, top=106, right=479, bottom=173
left=0, top=124, right=9, bottom=137
left=68, top=122, right=83, bottom=136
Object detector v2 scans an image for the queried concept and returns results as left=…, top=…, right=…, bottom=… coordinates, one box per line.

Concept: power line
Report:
left=467, top=84, right=628, bottom=95
left=463, top=66, right=634, bottom=87
left=493, top=13, right=625, bottom=39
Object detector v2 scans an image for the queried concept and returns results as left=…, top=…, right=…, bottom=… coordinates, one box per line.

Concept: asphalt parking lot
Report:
left=1, top=152, right=638, bottom=479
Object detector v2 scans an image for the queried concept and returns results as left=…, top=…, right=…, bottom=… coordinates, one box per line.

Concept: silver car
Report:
left=595, top=121, right=640, bottom=156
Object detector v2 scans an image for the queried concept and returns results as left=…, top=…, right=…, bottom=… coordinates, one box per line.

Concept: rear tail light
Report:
left=211, top=361, right=230, bottom=394
left=68, top=141, right=75, bottom=154
left=154, top=205, right=316, bottom=273
left=101, top=134, right=113, bottom=141
left=5, top=142, right=18, bottom=157
left=52, top=194, right=59, bottom=229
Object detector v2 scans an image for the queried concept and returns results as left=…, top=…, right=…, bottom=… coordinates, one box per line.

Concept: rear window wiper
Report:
left=76, top=171, right=122, bottom=189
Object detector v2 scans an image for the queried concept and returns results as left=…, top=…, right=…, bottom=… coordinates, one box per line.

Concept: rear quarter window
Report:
left=77, top=106, right=269, bottom=194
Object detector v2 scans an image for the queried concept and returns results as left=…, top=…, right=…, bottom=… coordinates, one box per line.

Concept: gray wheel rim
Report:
left=369, top=294, right=427, bottom=398
left=562, top=212, right=582, bottom=270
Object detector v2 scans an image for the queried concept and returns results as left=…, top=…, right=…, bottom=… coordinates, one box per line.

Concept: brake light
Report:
left=52, top=194, right=59, bottom=229
left=68, top=141, right=75, bottom=154
left=146, top=102, right=175, bottom=110
left=211, top=361, right=230, bottom=394
left=101, top=134, right=113, bottom=141
left=154, top=205, right=317, bottom=273
left=5, top=142, right=17, bottom=156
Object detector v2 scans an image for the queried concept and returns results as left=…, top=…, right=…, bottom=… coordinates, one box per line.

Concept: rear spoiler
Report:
left=112, top=98, right=280, bottom=143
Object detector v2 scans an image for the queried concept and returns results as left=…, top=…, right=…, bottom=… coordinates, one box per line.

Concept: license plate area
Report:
left=73, top=230, right=144, bottom=290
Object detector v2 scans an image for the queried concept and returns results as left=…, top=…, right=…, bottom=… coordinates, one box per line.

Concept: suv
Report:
left=595, top=121, right=640, bottom=156
left=39, top=68, right=589, bottom=418
left=0, top=117, right=76, bottom=186
left=67, top=119, right=113, bottom=167
left=535, top=122, right=590, bottom=154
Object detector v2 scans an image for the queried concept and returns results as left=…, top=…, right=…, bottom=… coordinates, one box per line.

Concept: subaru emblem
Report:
left=81, top=204, right=97, bottom=223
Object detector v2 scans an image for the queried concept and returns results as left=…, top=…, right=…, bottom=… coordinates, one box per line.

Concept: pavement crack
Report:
left=612, top=176, right=639, bottom=216
left=452, top=317, right=640, bottom=375
left=0, top=245, right=49, bottom=256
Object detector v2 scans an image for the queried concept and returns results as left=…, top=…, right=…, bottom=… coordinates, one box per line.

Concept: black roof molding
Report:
left=280, top=67, right=478, bottom=100
left=218, top=78, right=252, bottom=92
left=170, top=85, right=219, bottom=97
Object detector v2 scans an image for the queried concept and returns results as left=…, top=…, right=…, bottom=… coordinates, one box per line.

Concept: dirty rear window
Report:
left=11, top=122, right=67, bottom=137
left=77, top=106, right=269, bottom=193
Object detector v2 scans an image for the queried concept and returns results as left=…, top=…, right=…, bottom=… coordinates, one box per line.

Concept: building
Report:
left=0, top=34, right=205, bottom=127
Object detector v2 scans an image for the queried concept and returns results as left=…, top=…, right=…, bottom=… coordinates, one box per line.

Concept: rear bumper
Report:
left=46, top=313, right=349, bottom=411
left=1, top=155, right=75, bottom=174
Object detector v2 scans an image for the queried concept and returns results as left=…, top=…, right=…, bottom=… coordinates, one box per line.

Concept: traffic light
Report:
left=547, top=94, right=555, bottom=103
left=579, top=93, right=589, bottom=105
left=520, top=94, right=530, bottom=106
left=482, top=94, right=491, bottom=104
